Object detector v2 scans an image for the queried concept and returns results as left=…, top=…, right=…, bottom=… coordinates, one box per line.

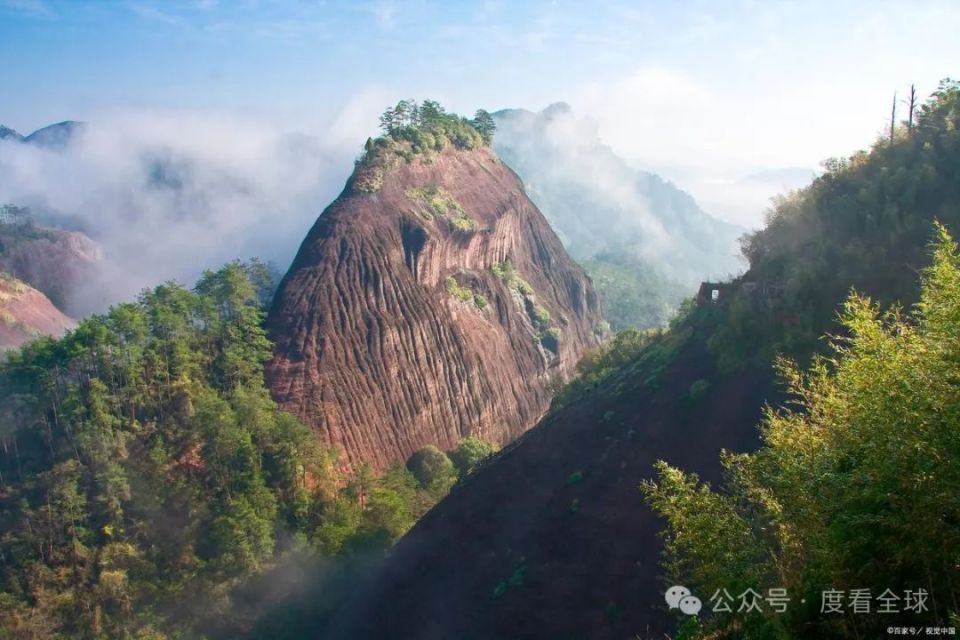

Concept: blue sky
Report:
left=2, top=0, right=959, bottom=223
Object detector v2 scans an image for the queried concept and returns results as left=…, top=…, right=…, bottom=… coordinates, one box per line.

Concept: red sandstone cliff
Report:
left=0, top=224, right=101, bottom=316
left=0, top=275, right=75, bottom=351
left=266, top=145, right=604, bottom=470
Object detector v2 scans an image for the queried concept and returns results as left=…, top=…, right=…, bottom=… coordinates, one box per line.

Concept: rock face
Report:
left=0, top=275, right=75, bottom=351
left=267, top=145, right=604, bottom=471
left=0, top=225, right=102, bottom=316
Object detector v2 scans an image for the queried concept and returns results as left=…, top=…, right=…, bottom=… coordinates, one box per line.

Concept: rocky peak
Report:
left=267, top=144, right=604, bottom=471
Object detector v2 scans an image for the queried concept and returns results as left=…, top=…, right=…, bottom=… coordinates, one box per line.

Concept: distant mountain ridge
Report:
left=0, top=125, right=23, bottom=142
left=0, top=120, right=85, bottom=148
left=492, top=104, right=744, bottom=328
left=493, top=104, right=743, bottom=277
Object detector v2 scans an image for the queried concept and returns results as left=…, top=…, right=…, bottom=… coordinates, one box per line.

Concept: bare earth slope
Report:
left=0, top=275, right=76, bottom=351
left=267, top=145, right=603, bottom=471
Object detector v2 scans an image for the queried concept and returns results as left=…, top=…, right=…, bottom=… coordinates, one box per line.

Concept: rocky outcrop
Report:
left=267, top=145, right=604, bottom=471
left=0, top=275, right=75, bottom=351
left=0, top=224, right=102, bottom=316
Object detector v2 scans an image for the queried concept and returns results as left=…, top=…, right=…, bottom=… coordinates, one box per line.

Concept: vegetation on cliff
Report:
left=406, top=184, right=477, bottom=231
left=644, top=226, right=960, bottom=638
left=706, top=79, right=960, bottom=370
left=0, top=261, right=495, bottom=638
left=351, top=100, right=495, bottom=193
left=628, top=81, right=960, bottom=638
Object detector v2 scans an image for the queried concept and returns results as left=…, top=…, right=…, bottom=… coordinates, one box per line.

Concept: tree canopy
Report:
left=0, top=260, right=494, bottom=638
left=706, top=79, right=960, bottom=370
left=643, top=224, right=960, bottom=638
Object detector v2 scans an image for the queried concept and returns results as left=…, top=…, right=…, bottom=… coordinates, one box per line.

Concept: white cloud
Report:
left=0, top=101, right=379, bottom=315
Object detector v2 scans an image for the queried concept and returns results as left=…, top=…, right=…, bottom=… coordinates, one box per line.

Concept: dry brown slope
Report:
left=266, top=145, right=604, bottom=471
left=0, top=275, right=76, bottom=351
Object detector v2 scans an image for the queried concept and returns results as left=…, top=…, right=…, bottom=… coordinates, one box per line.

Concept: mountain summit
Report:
left=267, top=106, right=604, bottom=471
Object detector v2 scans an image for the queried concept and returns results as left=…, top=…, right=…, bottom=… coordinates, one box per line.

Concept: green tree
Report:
left=643, top=224, right=960, bottom=639
left=472, top=109, right=496, bottom=144
left=450, top=437, right=498, bottom=477
left=406, top=445, right=457, bottom=497
left=419, top=99, right=445, bottom=125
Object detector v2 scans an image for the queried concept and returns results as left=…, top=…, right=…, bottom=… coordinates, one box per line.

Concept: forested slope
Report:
left=322, top=80, right=960, bottom=639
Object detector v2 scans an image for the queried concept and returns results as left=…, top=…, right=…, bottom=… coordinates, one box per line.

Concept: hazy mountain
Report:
left=738, top=166, right=816, bottom=188
left=22, top=120, right=86, bottom=149
left=0, top=208, right=103, bottom=316
left=492, top=104, right=744, bottom=328
left=0, top=113, right=355, bottom=315
left=0, top=125, right=23, bottom=142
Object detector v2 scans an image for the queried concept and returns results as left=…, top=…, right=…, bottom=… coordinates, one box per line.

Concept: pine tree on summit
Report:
left=472, top=109, right=496, bottom=144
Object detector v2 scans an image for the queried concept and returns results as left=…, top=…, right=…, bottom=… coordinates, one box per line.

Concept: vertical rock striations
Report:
left=266, top=145, right=603, bottom=470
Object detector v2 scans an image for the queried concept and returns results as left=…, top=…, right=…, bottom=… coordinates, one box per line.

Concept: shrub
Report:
left=450, top=215, right=478, bottom=231
left=540, top=327, right=561, bottom=354
left=491, top=260, right=514, bottom=281
left=531, top=304, right=551, bottom=329
left=444, top=276, right=474, bottom=303
left=688, top=378, right=711, bottom=401
left=406, top=185, right=477, bottom=231
left=514, top=277, right=534, bottom=297
left=491, top=260, right=535, bottom=297
left=473, top=294, right=488, bottom=309
left=406, top=446, right=458, bottom=497
left=450, top=437, right=498, bottom=477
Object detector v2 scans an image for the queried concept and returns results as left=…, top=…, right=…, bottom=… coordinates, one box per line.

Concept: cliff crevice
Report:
left=267, top=145, right=603, bottom=470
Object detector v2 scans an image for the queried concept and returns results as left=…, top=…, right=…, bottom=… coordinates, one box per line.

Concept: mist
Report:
left=493, top=104, right=745, bottom=286
left=0, top=108, right=370, bottom=316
